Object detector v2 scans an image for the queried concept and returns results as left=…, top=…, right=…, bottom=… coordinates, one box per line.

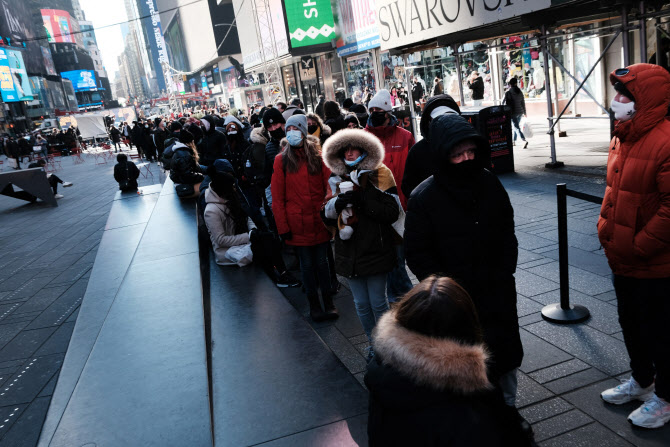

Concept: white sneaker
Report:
left=54, top=194, right=64, bottom=199
left=628, top=394, right=670, bottom=429
left=601, top=377, right=655, bottom=405
left=62, top=181, right=73, bottom=187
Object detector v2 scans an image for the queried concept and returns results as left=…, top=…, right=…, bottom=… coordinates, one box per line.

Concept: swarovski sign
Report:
left=375, top=0, right=551, bottom=50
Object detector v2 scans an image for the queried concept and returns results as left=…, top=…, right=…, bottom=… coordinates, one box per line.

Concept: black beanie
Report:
left=263, top=107, right=285, bottom=125
left=179, top=129, right=194, bottom=144
left=343, top=98, right=354, bottom=109
left=343, top=114, right=361, bottom=128
left=206, top=165, right=236, bottom=198
left=169, top=121, right=182, bottom=132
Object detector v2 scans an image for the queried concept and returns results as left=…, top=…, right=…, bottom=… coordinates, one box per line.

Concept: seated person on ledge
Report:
left=28, top=159, right=73, bottom=199
left=113, top=153, right=140, bottom=191
left=203, top=165, right=300, bottom=288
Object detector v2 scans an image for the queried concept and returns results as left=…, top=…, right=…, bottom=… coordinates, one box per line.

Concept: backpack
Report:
left=160, top=137, right=178, bottom=169
left=242, top=143, right=266, bottom=186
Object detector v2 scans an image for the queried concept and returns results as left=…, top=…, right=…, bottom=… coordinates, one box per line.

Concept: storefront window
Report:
left=404, top=47, right=458, bottom=102
left=282, top=65, right=299, bottom=101
left=497, top=36, right=542, bottom=101
left=344, top=53, right=376, bottom=102
left=245, top=88, right=264, bottom=108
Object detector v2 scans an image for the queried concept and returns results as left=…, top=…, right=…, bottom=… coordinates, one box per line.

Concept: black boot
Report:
left=307, top=294, right=327, bottom=322
left=322, top=294, right=339, bottom=320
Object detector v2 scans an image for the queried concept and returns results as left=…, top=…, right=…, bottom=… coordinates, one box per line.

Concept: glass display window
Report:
left=344, top=53, right=376, bottom=102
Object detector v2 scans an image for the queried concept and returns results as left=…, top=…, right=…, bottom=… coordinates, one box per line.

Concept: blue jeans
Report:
left=348, top=273, right=389, bottom=341
left=386, top=244, right=413, bottom=303
left=511, top=114, right=526, bottom=142
left=294, top=242, right=331, bottom=298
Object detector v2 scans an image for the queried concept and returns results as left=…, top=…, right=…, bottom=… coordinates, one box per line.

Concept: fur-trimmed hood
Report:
left=249, top=126, right=268, bottom=145
left=322, top=128, right=385, bottom=176
left=372, top=309, right=491, bottom=394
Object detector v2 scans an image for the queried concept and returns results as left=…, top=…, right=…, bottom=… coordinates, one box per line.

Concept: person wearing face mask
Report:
left=402, top=95, right=461, bottom=199
left=141, top=121, right=157, bottom=162
left=404, top=113, right=530, bottom=442
left=322, top=129, right=401, bottom=359
left=598, top=64, right=670, bottom=430
left=365, top=89, right=416, bottom=303
left=306, top=113, right=331, bottom=145
left=271, top=114, right=337, bottom=322
left=198, top=115, right=227, bottom=167
left=323, top=101, right=347, bottom=134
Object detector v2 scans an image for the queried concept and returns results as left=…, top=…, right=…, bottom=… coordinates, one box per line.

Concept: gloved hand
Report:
left=280, top=231, right=292, bottom=241
left=249, top=228, right=259, bottom=244
left=335, top=191, right=361, bottom=213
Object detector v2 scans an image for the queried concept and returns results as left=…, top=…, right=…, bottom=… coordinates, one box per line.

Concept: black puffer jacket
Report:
left=404, top=114, right=521, bottom=379
left=365, top=309, right=529, bottom=447
left=264, top=136, right=282, bottom=180
left=325, top=114, right=347, bottom=134
left=468, top=76, right=485, bottom=100
left=322, top=129, right=400, bottom=278
left=402, top=95, right=461, bottom=198
left=246, top=127, right=269, bottom=187
left=199, top=116, right=227, bottom=165
left=169, top=142, right=205, bottom=185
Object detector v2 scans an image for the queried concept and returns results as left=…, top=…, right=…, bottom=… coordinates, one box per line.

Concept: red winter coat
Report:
left=366, top=123, right=415, bottom=210
left=597, top=64, right=670, bottom=278
left=271, top=138, right=332, bottom=247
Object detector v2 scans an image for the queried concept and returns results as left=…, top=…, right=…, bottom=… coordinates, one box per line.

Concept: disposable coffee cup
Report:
left=339, top=181, right=354, bottom=193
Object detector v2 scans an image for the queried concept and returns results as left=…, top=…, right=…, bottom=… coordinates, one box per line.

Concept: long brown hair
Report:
left=394, top=276, right=483, bottom=345
left=282, top=135, right=323, bottom=175
left=186, top=141, right=200, bottom=164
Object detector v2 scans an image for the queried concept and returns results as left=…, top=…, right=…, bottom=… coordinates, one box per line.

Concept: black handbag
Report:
left=175, top=183, right=195, bottom=197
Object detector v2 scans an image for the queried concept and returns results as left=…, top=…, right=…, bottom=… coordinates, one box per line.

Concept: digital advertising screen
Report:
left=60, top=70, right=98, bottom=92
left=41, top=9, right=75, bottom=44
left=0, top=48, right=34, bottom=102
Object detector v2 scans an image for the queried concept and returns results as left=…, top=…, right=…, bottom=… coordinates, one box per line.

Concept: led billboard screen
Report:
left=60, top=70, right=98, bottom=92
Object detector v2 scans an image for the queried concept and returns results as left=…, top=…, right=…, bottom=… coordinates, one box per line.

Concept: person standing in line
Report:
left=402, top=94, right=461, bottom=199
left=322, top=129, right=400, bottom=359
left=503, top=77, right=528, bottom=148
left=431, top=76, right=443, bottom=96
left=598, top=64, right=670, bottom=429
left=468, top=71, right=485, bottom=106
left=271, top=114, right=338, bottom=322
left=404, top=114, right=531, bottom=440
left=365, top=276, right=530, bottom=447
left=364, top=89, right=415, bottom=303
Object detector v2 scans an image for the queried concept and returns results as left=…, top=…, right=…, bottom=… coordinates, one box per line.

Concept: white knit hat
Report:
left=367, top=89, right=393, bottom=111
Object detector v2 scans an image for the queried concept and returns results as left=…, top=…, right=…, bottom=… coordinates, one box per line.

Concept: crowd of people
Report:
left=112, top=63, right=668, bottom=441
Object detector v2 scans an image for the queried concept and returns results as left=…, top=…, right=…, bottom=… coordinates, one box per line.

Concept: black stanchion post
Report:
left=541, top=183, right=591, bottom=324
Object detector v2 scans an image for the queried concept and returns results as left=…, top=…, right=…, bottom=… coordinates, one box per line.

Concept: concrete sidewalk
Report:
left=277, top=118, right=670, bottom=446
left=0, top=150, right=164, bottom=446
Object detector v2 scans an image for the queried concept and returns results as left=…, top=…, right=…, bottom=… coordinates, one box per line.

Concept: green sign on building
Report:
left=284, top=0, right=336, bottom=49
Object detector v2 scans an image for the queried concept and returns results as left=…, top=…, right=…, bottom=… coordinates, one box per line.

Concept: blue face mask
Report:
left=344, top=152, right=367, bottom=167
left=286, top=130, right=303, bottom=147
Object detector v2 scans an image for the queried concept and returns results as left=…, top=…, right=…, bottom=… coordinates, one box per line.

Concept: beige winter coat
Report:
left=204, top=187, right=255, bottom=266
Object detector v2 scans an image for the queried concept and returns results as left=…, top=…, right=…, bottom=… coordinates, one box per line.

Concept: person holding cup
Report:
left=322, top=129, right=402, bottom=360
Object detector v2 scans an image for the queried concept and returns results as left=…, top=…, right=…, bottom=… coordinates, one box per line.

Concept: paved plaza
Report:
left=0, top=119, right=668, bottom=445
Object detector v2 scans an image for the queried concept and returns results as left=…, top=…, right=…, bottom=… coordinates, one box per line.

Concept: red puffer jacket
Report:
left=597, top=64, right=670, bottom=278
left=366, top=123, right=415, bottom=210
left=271, top=140, right=332, bottom=247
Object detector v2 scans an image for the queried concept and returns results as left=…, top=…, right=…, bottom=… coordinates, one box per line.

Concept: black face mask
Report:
left=269, top=128, right=285, bottom=140
left=369, top=111, right=387, bottom=127
left=444, top=159, right=480, bottom=184
left=308, top=125, right=318, bottom=134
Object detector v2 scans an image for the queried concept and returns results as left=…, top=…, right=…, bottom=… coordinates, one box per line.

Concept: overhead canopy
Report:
left=59, top=114, right=108, bottom=139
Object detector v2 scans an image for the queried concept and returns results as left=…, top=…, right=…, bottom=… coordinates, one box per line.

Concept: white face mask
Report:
left=611, top=98, right=636, bottom=122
